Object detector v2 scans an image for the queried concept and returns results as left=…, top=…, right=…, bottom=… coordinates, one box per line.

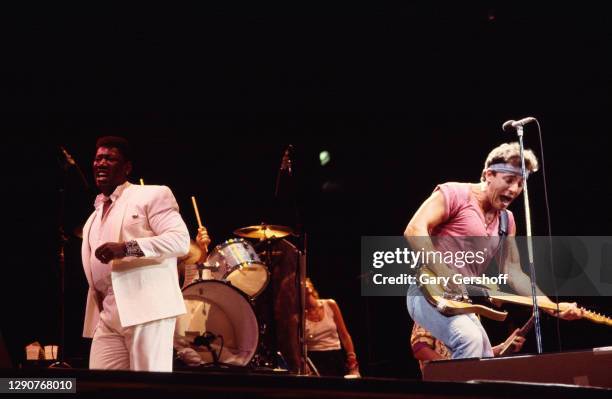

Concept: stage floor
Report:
left=1, top=367, right=610, bottom=399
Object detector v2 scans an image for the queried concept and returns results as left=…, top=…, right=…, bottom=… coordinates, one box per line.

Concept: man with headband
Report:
left=404, top=142, right=583, bottom=359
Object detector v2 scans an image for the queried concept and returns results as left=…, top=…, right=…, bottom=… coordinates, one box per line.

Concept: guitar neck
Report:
left=517, top=314, right=535, bottom=337
left=488, top=293, right=559, bottom=311
left=488, top=292, right=612, bottom=326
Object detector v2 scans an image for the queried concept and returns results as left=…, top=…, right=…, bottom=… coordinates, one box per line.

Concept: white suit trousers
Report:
left=89, top=315, right=176, bottom=372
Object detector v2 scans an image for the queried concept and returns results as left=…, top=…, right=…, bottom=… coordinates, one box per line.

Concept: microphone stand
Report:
left=298, top=232, right=307, bottom=374
left=515, top=126, right=543, bottom=354
left=51, top=145, right=88, bottom=368
left=274, top=145, right=308, bottom=374
left=50, top=147, right=77, bottom=368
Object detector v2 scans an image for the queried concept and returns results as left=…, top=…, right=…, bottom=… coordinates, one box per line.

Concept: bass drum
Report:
left=175, top=280, right=259, bottom=367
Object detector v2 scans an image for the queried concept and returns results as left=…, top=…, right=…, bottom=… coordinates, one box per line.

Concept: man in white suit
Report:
left=81, top=136, right=189, bottom=371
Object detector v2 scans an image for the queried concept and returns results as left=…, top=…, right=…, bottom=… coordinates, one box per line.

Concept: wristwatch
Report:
left=124, top=240, right=144, bottom=257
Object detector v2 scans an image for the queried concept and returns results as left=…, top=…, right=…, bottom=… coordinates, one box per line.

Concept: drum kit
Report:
left=174, top=223, right=303, bottom=371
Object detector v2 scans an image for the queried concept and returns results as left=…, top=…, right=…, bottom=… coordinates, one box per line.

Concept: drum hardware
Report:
left=195, top=262, right=220, bottom=281
left=275, top=351, right=289, bottom=370
left=306, top=356, right=320, bottom=376
left=192, top=331, right=222, bottom=366
left=250, top=322, right=274, bottom=369
left=255, top=249, right=283, bottom=256
left=250, top=349, right=289, bottom=371
left=257, top=238, right=277, bottom=282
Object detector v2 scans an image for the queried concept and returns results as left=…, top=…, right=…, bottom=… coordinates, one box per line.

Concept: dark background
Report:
left=2, top=3, right=611, bottom=378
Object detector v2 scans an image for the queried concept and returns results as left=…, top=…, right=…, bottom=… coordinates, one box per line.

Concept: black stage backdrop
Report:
left=2, top=3, right=611, bottom=378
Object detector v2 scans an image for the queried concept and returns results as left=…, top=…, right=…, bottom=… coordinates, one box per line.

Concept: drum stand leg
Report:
left=306, top=357, right=320, bottom=376
left=250, top=240, right=280, bottom=370
left=251, top=323, right=276, bottom=369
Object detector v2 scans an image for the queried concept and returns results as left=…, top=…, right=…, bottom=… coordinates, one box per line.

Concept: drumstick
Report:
left=139, top=178, right=145, bottom=186
left=191, top=196, right=203, bottom=228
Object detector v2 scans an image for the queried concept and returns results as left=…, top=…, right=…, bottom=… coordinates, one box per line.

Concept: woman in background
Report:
left=305, top=278, right=360, bottom=377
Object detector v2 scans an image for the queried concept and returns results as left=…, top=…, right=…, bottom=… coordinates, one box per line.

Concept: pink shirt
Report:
left=429, top=182, right=515, bottom=276
left=89, top=182, right=132, bottom=331
left=89, top=182, right=131, bottom=299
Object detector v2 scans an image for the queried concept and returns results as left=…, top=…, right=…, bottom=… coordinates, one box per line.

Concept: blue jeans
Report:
left=406, top=285, right=493, bottom=359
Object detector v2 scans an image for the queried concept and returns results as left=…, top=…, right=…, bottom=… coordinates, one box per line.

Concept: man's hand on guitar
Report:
left=505, top=329, right=526, bottom=352
left=545, top=302, right=584, bottom=320
left=492, top=328, right=526, bottom=356
left=444, top=282, right=467, bottom=298
left=443, top=280, right=469, bottom=301
left=438, top=270, right=466, bottom=298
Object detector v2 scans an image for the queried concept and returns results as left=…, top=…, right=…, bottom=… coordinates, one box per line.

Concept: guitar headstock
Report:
left=581, top=307, right=612, bottom=327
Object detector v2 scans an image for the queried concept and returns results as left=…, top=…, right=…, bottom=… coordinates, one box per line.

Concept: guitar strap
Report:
left=498, top=209, right=508, bottom=237
left=495, top=209, right=509, bottom=272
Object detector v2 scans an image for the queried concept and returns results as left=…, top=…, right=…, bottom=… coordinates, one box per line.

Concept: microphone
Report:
left=280, top=144, right=293, bottom=174
left=275, top=144, right=294, bottom=198
left=60, top=146, right=76, bottom=166
left=59, top=145, right=90, bottom=190
left=502, top=117, right=536, bottom=132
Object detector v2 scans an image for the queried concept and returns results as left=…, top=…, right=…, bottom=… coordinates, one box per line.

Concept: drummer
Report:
left=178, top=227, right=212, bottom=288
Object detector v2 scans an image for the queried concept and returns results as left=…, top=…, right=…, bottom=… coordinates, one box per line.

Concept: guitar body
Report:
left=417, top=266, right=508, bottom=321
left=427, top=297, right=509, bottom=321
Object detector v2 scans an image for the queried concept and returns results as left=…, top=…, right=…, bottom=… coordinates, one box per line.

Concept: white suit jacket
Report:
left=81, top=183, right=189, bottom=338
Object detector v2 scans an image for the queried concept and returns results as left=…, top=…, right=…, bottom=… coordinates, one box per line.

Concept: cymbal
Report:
left=234, top=224, right=293, bottom=240
left=177, top=240, right=204, bottom=267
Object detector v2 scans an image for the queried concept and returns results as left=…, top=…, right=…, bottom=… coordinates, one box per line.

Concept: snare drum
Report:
left=175, top=280, right=259, bottom=367
left=207, top=238, right=269, bottom=298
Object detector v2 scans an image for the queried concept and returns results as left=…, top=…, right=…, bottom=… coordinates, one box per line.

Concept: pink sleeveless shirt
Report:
left=429, top=182, right=516, bottom=276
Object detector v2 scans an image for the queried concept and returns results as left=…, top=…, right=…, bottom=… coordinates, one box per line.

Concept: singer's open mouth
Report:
left=95, top=170, right=109, bottom=182
left=499, top=195, right=513, bottom=206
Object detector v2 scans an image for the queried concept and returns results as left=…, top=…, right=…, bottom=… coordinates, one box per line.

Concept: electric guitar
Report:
left=417, top=266, right=612, bottom=326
